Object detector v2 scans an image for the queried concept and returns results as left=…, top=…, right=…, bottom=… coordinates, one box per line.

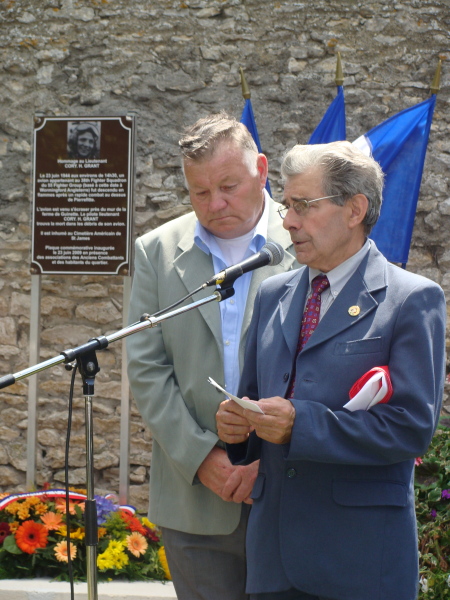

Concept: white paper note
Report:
left=208, top=377, right=265, bottom=414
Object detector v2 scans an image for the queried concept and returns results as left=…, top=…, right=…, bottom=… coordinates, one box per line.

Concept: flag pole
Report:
left=240, top=66, right=251, bottom=99
left=239, top=65, right=272, bottom=194
left=335, top=51, right=344, bottom=87
left=430, top=58, right=442, bottom=95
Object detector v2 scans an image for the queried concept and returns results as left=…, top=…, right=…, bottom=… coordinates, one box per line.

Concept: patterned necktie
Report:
left=287, top=274, right=330, bottom=399
left=298, top=274, right=330, bottom=351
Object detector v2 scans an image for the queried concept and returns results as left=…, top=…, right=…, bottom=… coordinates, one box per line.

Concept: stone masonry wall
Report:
left=0, top=0, right=449, bottom=512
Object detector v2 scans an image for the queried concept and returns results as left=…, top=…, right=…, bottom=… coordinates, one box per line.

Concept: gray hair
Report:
left=281, top=141, right=384, bottom=235
left=179, top=111, right=259, bottom=168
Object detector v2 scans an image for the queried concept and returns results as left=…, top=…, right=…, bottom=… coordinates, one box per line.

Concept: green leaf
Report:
left=3, top=535, right=23, bottom=555
left=428, top=489, right=442, bottom=503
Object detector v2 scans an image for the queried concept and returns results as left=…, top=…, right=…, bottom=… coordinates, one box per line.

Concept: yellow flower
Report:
left=97, top=552, right=115, bottom=571
left=126, top=532, right=148, bottom=557
left=8, top=521, right=20, bottom=534
left=26, top=496, right=40, bottom=506
left=70, top=527, right=85, bottom=540
left=69, top=487, right=87, bottom=496
left=34, top=502, right=49, bottom=515
left=108, top=539, right=126, bottom=553
left=17, top=506, right=31, bottom=520
left=54, top=540, right=77, bottom=562
left=158, top=546, right=172, bottom=580
left=97, top=540, right=129, bottom=571
left=114, top=551, right=129, bottom=569
left=6, top=502, right=21, bottom=516
left=98, top=527, right=107, bottom=538
left=142, top=517, right=157, bottom=529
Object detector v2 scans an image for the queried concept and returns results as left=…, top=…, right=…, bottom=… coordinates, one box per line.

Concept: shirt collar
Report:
left=309, top=238, right=371, bottom=295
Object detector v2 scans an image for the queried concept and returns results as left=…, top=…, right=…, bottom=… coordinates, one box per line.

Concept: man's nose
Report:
left=209, top=190, right=228, bottom=211
left=282, top=207, right=301, bottom=230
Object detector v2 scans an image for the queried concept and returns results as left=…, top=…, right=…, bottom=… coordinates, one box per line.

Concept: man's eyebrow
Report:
left=290, top=196, right=308, bottom=202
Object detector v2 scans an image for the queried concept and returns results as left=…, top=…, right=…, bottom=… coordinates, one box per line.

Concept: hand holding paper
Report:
left=343, top=366, right=393, bottom=412
left=208, top=377, right=265, bottom=414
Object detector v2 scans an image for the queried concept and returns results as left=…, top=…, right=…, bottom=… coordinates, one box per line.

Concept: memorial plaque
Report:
left=31, top=116, right=135, bottom=275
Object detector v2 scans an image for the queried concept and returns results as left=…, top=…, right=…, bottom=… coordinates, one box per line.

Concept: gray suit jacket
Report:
left=127, top=199, right=296, bottom=534
left=229, top=242, right=447, bottom=599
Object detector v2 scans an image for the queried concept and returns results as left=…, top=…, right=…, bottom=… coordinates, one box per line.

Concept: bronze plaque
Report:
left=31, top=116, right=135, bottom=275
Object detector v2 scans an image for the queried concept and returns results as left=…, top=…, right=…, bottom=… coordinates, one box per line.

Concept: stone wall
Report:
left=0, top=0, right=449, bottom=513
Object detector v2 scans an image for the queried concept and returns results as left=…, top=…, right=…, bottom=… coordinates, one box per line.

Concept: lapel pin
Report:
left=348, top=305, right=360, bottom=317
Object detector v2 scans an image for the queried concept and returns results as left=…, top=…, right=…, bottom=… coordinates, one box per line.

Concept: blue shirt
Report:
left=194, top=192, right=270, bottom=395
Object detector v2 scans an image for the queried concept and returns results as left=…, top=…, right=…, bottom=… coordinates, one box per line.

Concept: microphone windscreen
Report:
left=262, top=242, right=284, bottom=266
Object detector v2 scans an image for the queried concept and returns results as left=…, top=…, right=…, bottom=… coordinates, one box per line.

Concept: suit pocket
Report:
left=332, top=479, right=408, bottom=507
left=334, top=337, right=383, bottom=355
left=250, top=472, right=266, bottom=500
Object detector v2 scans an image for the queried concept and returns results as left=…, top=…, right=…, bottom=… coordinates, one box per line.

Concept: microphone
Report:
left=205, top=241, right=284, bottom=287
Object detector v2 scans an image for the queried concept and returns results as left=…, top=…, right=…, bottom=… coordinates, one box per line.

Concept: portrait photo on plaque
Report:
left=67, top=121, right=101, bottom=160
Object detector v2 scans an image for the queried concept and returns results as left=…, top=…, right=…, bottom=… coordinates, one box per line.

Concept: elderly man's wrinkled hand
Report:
left=216, top=399, right=253, bottom=444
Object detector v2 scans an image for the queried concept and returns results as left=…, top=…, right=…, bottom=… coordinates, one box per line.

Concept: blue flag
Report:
left=353, top=95, right=436, bottom=265
left=240, top=98, right=272, bottom=196
left=308, top=86, right=346, bottom=144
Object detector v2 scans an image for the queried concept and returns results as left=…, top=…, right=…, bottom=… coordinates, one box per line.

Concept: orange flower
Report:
left=120, top=511, right=146, bottom=535
left=55, top=498, right=85, bottom=514
left=41, top=511, right=64, bottom=531
left=15, top=520, right=48, bottom=554
left=126, top=532, right=148, bottom=557
left=54, top=540, right=77, bottom=562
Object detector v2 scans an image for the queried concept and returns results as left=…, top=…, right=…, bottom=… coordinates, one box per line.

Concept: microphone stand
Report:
left=0, top=285, right=235, bottom=600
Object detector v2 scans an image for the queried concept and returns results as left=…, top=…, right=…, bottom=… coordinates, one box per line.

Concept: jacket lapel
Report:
left=302, top=243, right=388, bottom=353
left=241, top=199, right=298, bottom=341
left=173, top=225, right=223, bottom=350
left=279, top=268, right=310, bottom=358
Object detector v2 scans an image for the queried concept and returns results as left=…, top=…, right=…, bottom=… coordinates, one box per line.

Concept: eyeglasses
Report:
left=277, top=195, right=341, bottom=219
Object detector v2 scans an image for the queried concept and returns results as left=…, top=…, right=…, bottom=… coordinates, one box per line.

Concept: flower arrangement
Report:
left=0, top=488, right=171, bottom=583
left=415, top=419, right=450, bottom=599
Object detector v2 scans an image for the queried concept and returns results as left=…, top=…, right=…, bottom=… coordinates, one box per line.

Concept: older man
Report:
left=217, top=141, right=446, bottom=600
left=126, top=112, right=296, bottom=600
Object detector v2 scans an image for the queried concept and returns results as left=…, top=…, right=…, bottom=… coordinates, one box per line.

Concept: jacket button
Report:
left=287, top=468, right=297, bottom=479
left=283, top=373, right=290, bottom=382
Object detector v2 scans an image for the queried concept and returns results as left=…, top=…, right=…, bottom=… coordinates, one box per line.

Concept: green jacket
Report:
left=126, top=199, right=296, bottom=534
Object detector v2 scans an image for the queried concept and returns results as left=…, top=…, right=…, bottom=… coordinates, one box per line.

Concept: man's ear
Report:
left=256, top=154, right=269, bottom=187
left=348, top=194, right=368, bottom=229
